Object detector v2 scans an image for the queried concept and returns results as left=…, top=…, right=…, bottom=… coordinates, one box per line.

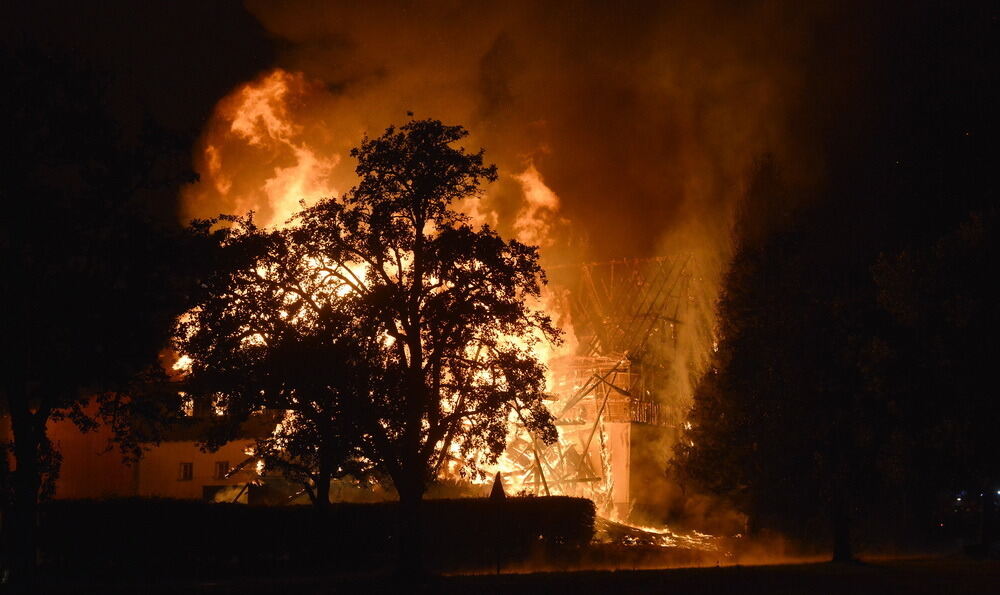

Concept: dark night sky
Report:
left=6, top=1, right=275, bottom=149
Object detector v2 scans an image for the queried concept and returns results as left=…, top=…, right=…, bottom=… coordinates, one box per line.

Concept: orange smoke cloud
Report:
left=238, top=1, right=837, bottom=263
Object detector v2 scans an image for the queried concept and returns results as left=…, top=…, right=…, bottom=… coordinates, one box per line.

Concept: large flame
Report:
left=182, top=67, right=578, bottom=376
left=183, top=69, right=340, bottom=228
left=512, top=162, right=565, bottom=249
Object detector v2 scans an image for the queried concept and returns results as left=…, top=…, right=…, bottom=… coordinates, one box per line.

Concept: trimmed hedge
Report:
left=39, top=496, right=594, bottom=577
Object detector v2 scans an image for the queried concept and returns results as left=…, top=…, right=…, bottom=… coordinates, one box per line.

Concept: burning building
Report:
left=495, top=255, right=705, bottom=522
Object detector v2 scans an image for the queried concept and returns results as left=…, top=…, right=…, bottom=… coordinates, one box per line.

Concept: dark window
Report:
left=214, top=461, right=230, bottom=480
left=179, top=462, right=193, bottom=481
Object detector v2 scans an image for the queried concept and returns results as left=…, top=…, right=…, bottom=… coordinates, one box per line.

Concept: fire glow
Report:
left=181, top=68, right=712, bottom=537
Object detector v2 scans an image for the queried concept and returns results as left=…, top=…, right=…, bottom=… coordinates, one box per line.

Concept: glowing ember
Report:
left=595, top=517, right=724, bottom=551
left=172, top=354, right=193, bottom=372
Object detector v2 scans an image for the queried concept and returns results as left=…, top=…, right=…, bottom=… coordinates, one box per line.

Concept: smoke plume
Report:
left=186, top=0, right=847, bottom=260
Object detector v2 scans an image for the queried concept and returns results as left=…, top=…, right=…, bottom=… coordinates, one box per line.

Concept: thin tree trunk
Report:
left=0, top=411, right=12, bottom=572
left=314, top=459, right=332, bottom=514
left=7, top=389, right=43, bottom=586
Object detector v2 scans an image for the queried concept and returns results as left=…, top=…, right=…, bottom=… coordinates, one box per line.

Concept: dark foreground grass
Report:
left=37, top=557, right=1000, bottom=595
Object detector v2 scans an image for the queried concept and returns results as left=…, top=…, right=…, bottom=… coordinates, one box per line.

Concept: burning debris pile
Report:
left=594, top=517, right=722, bottom=551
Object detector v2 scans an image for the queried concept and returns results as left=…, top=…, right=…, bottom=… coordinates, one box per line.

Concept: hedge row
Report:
left=39, top=496, right=595, bottom=577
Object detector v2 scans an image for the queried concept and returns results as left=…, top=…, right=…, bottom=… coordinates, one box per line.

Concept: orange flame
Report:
left=182, top=69, right=340, bottom=228
left=513, top=162, right=565, bottom=248
left=182, top=67, right=581, bottom=500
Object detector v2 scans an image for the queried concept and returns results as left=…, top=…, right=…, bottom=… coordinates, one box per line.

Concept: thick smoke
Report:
left=188, top=0, right=841, bottom=261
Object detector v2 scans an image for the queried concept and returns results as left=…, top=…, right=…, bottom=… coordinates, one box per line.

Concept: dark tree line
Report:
left=676, top=179, right=998, bottom=560
left=0, top=48, right=209, bottom=583
left=872, top=210, right=1000, bottom=551
left=673, top=158, right=883, bottom=560
left=673, top=1, right=997, bottom=560
left=2, top=6, right=273, bottom=584
left=0, top=3, right=269, bottom=582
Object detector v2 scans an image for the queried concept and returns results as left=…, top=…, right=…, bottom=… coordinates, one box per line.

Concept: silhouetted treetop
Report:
left=175, top=121, right=559, bottom=559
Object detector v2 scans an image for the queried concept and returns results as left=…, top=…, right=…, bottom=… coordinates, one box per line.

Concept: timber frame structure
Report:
left=501, top=255, right=700, bottom=519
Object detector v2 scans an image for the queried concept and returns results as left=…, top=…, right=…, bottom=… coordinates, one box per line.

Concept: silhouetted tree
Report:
left=673, top=159, right=885, bottom=561
left=874, top=209, right=1000, bottom=551
left=174, top=216, right=381, bottom=510
left=0, top=48, right=197, bottom=582
left=175, top=120, right=558, bottom=572
left=294, top=119, right=558, bottom=572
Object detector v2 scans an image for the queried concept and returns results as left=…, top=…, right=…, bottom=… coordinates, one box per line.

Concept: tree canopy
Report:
left=1, top=46, right=199, bottom=581
left=175, top=215, right=383, bottom=507
left=674, top=150, right=1000, bottom=559
left=293, top=119, right=558, bottom=499
left=872, top=209, right=1000, bottom=547
left=176, top=120, right=560, bottom=520
left=672, top=160, right=888, bottom=561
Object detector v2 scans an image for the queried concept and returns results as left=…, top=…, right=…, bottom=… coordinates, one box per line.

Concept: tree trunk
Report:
left=0, top=412, right=12, bottom=559
left=396, top=363, right=427, bottom=575
left=397, top=478, right=425, bottom=576
left=6, top=390, right=43, bottom=586
left=831, top=494, right=853, bottom=563
left=314, top=459, right=332, bottom=514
